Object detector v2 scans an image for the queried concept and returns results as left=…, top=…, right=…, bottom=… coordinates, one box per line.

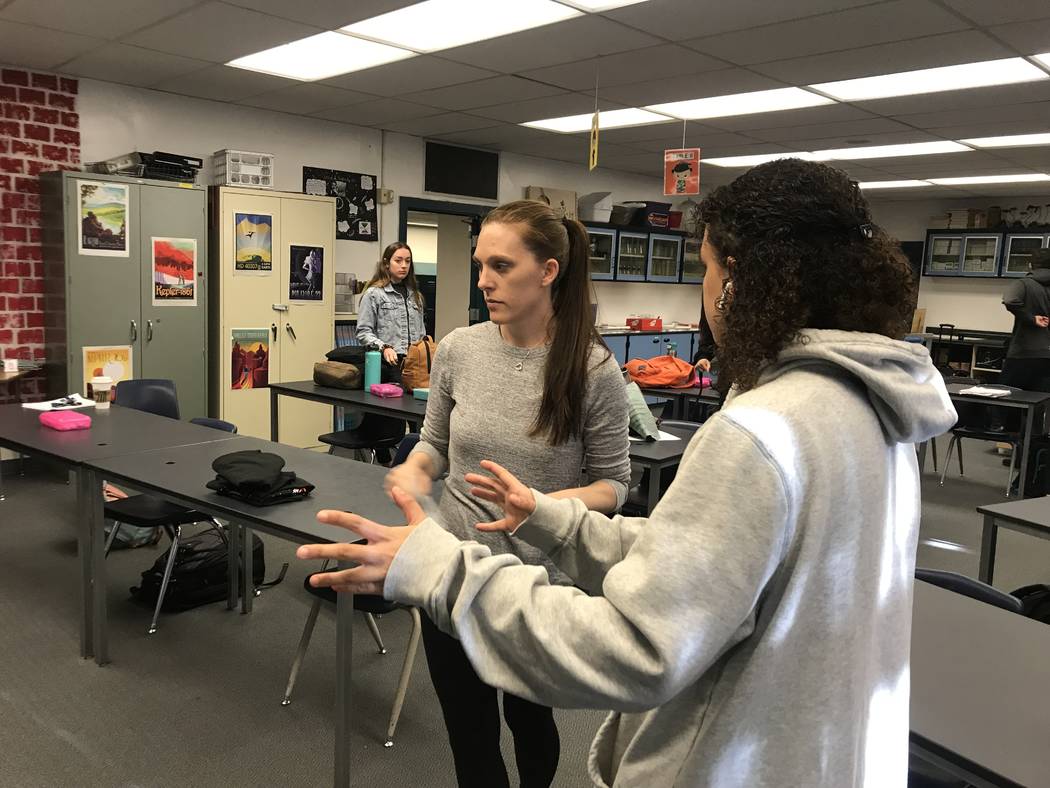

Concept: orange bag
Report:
left=401, top=335, right=437, bottom=392
left=624, top=355, right=698, bottom=389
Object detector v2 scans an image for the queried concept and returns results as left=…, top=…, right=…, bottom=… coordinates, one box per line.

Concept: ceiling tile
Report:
left=890, top=99, right=1050, bottom=130
left=706, top=104, right=876, bottom=133
left=857, top=82, right=1050, bottom=119
left=431, top=124, right=554, bottom=148
left=744, top=117, right=915, bottom=143
left=684, top=0, right=967, bottom=65
left=122, top=2, right=321, bottom=62
left=604, top=0, right=879, bottom=40
left=749, top=30, right=1012, bottom=85
left=238, top=83, right=376, bottom=114
left=469, top=93, right=628, bottom=124
left=601, top=68, right=784, bottom=107
left=988, top=17, right=1050, bottom=54
left=439, top=16, right=661, bottom=74
left=700, top=142, right=799, bottom=158
left=928, top=120, right=1050, bottom=139
left=519, top=44, right=726, bottom=92
left=400, top=76, right=567, bottom=111
left=0, top=0, right=200, bottom=39
left=382, top=112, right=502, bottom=136
left=59, top=44, right=209, bottom=87
left=312, top=97, right=437, bottom=126
left=150, top=64, right=298, bottom=102
left=321, top=56, right=498, bottom=96
left=220, top=0, right=420, bottom=28
left=942, top=0, right=1050, bottom=26
left=772, top=129, right=943, bottom=151
left=0, top=20, right=102, bottom=69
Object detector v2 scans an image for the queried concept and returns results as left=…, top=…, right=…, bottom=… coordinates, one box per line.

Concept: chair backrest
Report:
left=392, top=433, right=421, bottom=467
left=114, top=379, right=180, bottom=420
left=915, top=568, right=1023, bottom=614
left=658, top=419, right=702, bottom=438
left=188, top=416, right=238, bottom=433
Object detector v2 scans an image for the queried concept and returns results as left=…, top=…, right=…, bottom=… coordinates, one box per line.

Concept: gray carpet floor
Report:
left=1, top=434, right=1047, bottom=787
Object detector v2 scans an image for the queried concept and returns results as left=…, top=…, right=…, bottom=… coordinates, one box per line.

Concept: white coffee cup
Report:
left=2, top=359, right=17, bottom=373
left=90, top=376, right=114, bottom=409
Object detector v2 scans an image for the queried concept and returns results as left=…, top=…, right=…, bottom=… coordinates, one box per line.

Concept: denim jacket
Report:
left=356, top=283, right=426, bottom=354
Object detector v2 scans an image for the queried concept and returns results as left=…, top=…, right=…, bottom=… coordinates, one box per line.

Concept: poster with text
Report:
left=82, top=345, right=133, bottom=400
left=152, top=237, right=197, bottom=306
left=663, top=148, right=701, bottom=196
left=231, top=328, right=269, bottom=390
left=234, top=213, right=272, bottom=274
left=289, top=244, right=324, bottom=302
left=302, top=166, right=378, bottom=242
left=78, top=180, right=129, bottom=256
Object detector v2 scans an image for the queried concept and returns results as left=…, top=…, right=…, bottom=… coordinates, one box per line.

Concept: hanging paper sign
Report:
left=289, top=244, right=324, bottom=302
left=231, top=328, right=269, bottom=390
left=152, top=237, right=197, bottom=306
left=663, top=148, right=701, bottom=196
left=589, top=111, right=600, bottom=171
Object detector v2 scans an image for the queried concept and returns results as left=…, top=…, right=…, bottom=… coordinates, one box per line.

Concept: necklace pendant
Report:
left=514, top=361, right=524, bottom=372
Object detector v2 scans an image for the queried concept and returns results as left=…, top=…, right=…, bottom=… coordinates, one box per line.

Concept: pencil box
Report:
left=40, top=410, right=92, bottom=431
left=369, top=383, right=404, bottom=398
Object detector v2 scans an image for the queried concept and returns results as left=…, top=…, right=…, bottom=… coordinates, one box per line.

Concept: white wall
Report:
left=406, top=224, right=437, bottom=263
left=434, top=213, right=472, bottom=341
left=592, top=280, right=701, bottom=326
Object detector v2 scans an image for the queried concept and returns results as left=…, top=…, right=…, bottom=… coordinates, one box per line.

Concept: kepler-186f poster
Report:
left=152, top=237, right=197, bottom=305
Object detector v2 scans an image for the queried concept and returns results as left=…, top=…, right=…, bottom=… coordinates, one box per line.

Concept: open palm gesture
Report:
left=465, top=460, right=537, bottom=534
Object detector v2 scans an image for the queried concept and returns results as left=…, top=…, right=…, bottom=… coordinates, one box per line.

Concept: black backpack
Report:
left=1011, top=584, right=1050, bottom=623
left=131, top=528, right=287, bottom=612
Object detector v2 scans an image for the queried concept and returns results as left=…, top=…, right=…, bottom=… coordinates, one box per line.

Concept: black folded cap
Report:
left=211, top=450, right=286, bottom=491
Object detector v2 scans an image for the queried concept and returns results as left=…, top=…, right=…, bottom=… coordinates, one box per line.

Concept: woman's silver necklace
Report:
left=514, top=348, right=534, bottom=372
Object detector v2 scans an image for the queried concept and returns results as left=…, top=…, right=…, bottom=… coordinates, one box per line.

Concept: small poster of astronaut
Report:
left=302, top=166, right=378, bottom=242
left=234, top=213, right=272, bottom=275
left=289, top=244, right=324, bottom=302
left=663, top=148, right=701, bottom=196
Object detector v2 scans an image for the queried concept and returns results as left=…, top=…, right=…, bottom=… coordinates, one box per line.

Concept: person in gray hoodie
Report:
left=298, top=159, right=958, bottom=787
left=1000, top=247, right=1050, bottom=391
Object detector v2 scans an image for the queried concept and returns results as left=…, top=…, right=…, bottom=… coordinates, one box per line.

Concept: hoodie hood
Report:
left=1030, top=268, right=1050, bottom=285
left=748, top=329, right=956, bottom=445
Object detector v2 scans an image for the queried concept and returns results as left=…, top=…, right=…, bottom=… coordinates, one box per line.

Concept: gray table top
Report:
left=976, top=496, right=1050, bottom=528
left=0, top=404, right=238, bottom=466
left=946, top=383, right=1050, bottom=406
left=85, top=435, right=405, bottom=544
left=271, top=381, right=429, bottom=420
left=644, top=386, right=721, bottom=401
left=911, top=581, right=1050, bottom=787
left=629, top=426, right=694, bottom=464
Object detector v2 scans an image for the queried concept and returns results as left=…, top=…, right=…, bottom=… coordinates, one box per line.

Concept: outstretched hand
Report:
left=296, top=486, right=426, bottom=595
left=466, top=460, right=537, bottom=534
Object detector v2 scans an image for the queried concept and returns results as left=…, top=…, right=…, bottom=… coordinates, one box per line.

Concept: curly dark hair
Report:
left=699, top=158, right=916, bottom=392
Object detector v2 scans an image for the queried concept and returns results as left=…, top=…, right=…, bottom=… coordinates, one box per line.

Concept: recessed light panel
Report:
left=857, top=180, right=930, bottom=189
left=522, top=108, right=672, bottom=133
left=556, top=0, right=649, bottom=8
left=646, top=88, right=831, bottom=120
left=962, top=133, right=1050, bottom=149
left=227, top=32, right=414, bottom=81
left=928, top=174, right=1050, bottom=185
left=814, top=141, right=970, bottom=160
left=343, top=0, right=581, bottom=53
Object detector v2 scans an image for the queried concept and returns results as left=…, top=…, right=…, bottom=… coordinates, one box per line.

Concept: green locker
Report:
left=41, top=171, right=208, bottom=418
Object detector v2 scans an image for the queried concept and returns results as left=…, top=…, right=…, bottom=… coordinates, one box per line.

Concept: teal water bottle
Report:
left=364, top=350, right=381, bottom=390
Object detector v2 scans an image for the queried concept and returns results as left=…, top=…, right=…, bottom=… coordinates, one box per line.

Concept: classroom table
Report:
left=644, top=385, right=722, bottom=421
left=973, top=497, right=1050, bottom=584
left=916, top=384, right=1050, bottom=498
left=0, top=404, right=240, bottom=657
left=84, top=435, right=403, bottom=788
left=0, top=369, right=30, bottom=500
left=628, top=425, right=694, bottom=513
left=270, top=381, right=428, bottom=441
left=911, top=580, right=1050, bottom=788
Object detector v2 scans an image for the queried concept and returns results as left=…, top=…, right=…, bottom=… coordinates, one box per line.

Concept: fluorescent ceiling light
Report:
left=962, top=132, right=1050, bottom=148
left=857, top=180, right=930, bottom=189
left=646, top=87, right=831, bottom=120
left=342, top=0, right=581, bottom=53
left=227, top=31, right=413, bottom=80
left=811, top=57, right=1047, bottom=101
left=522, top=107, right=672, bottom=133
left=1034, top=52, right=1050, bottom=68
left=928, top=174, right=1050, bottom=185
left=707, top=141, right=970, bottom=168
left=556, top=0, right=649, bottom=9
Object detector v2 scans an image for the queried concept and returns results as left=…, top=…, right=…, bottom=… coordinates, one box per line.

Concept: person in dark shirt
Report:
left=1000, top=248, right=1050, bottom=391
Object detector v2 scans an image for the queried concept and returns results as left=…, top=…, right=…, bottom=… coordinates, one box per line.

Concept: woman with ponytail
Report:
left=383, top=199, right=631, bottom=787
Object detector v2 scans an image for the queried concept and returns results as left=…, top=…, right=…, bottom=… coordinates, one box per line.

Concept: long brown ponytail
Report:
left=482, top=200, right=609, bottom=445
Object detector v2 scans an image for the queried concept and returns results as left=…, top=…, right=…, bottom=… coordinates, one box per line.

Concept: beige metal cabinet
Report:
left=208, top=187, right=335, bottom=446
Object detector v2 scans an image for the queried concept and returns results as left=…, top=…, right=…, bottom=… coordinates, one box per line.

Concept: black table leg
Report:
left=978, top=514, right=998, bottom=585
left=335, top=570, right=354, bottom=787
left=270, top=388, right=279, bottom=442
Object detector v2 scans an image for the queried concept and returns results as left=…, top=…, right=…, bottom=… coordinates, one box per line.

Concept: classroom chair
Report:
left=915, top=568, right=1023, bottom=614
left=938, top=385, right=1023, bottom=497
left=281, top=433, right=423, bottom=748
left=105, top=379, right=238, bottom=634
left=318, top=413, right=407, bottom=464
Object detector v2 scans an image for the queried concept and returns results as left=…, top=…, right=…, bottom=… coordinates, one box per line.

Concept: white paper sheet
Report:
left=629, top=429, right=682, bottom=442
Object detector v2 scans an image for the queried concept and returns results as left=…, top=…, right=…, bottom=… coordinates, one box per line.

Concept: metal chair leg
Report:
left=0, top=455, right=5, bottom=502
left=939, top=435, right=958, bottom=486
left=149, top=525, right=182, bottom=635
left=930, top=436, right=939, bottom=473
left=365, top=612, right=387, bottom=654
left=104, top=520, right=122, bottom=557
left=1006, top=442, right=1020, bottom=498
left=956, top=438, right=965, bottom=477
left=385, top=607, right=422, bottom=748
left=281, top=596, right=324, bottom=706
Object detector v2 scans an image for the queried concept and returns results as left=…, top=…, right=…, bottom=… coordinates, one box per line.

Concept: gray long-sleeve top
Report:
left=411, top=321, right=631, bottom=584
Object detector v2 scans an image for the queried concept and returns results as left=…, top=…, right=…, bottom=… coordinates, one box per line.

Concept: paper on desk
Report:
left=22, top=394, right=95, bottom=410
left=629, top=430, right=682, bottom=442
left=958, top=386, right=1010, bottom=398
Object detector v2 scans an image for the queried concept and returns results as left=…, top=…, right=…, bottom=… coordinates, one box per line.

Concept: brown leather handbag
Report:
left=401, top=336, right=437, bottom=392
left=313, top=360, right=362, bottom=389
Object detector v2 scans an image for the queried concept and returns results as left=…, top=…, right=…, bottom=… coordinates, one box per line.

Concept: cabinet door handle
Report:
left=271, top=323, right=278, bottom=341
left=286, top=324, right=297, bottom=341
left=130, top=320, right=137, bottom=341
left=147, top=320, right=153, bottom=342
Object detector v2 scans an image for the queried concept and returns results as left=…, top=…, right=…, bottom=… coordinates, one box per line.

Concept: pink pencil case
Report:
left=369, top=383, right=404, bottom=398
left=40, top=410, right=92, bottom=431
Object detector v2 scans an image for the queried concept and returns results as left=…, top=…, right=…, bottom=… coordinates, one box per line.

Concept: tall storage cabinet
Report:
left=41, top=171, right=209, bottom=418
left=208, top=187, right=335, bottom=447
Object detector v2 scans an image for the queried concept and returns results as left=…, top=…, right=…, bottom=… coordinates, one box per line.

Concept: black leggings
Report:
left=420, top=613, right=560, bottom=788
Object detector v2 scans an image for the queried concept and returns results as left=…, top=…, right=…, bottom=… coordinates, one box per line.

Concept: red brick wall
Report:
left=0, top=68, right=80, bottom=401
